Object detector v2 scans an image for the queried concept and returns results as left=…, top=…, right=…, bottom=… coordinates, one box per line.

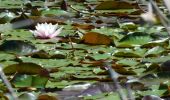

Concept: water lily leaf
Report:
left=18, top=93, right=36, bottom=100
left=160, top=60, right=170, bottom=72
left=140, top=71, right=170, bottom=86
left=0, top=23, right=13, bottom=32
left=91, top=27, right=124, bottom=39
left=29, top=50, right=66, bottom=59
left=113, top=48, right=146, bottom=58
left=112, top=64, right=136, bottom=75
left=141, top=38, right=169, bottom=48
left=95, top=1, right=138, bottom=10
left=30, top=8, right=41, bottom=16
left=142, top=55, right=170, bottom=63
left=72, top=23, right=95, bottom=30
left=41, top=9, right=70, bottom=16
left=10, top=13, right=34, bottom=29
left=120, top=22, right=137, bottom=31
left=83, top=92, right=120, bottom=100
left=0, top=12, right=15, bottom=23
left=0, top=17, right=9, bottom=24
left=12, top=74, right=48, bottom=88
left=142, top=95, right=163, bottom=100
left=11, top=13, right=29, bottom=23
left=29, top=50, right=51, bottom=59
left=118, top=32, right=153, bottom=47
left=143, top=63, right=160, bottom=73
left=82, top=32, right=112, bottom=45
left=114, top=51, right=141, bottom=57
left=136, top=85, right=166, bottom=97
left=0, top=0, right=23, bottom=9
left=90, top=53, right=112, bottom=60
left=0, top=53, right=16, bottom=61
left=144, top=46, right=165, bottom=57
left=0, top=40, right=38, bottom=55
left=3, top=62, right=49, bottom=76
left=38, top=94, right=58, bottom=100
left=116, top=59, right=139, bottom=67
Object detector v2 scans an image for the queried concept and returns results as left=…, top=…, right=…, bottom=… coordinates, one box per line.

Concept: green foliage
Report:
left=0, top=0, right=170, bottom=99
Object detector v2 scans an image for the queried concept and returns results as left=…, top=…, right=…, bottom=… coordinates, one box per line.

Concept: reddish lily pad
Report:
left=3, top=62, right=49, bottom=76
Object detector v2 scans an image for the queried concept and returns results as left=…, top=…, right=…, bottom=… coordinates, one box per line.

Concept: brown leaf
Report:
left=72, top=23, right=95, bottom=30
left=82, top=32, right=112, bottom=45
left=95, top=1, right=139, bottom=10
left=38, top=94, right=58, bottom=100
left=3, top=62, right=49, bottom=77
left=31, top=8, right=42, bottom=16
left=112, top=64, right=136, bottom=75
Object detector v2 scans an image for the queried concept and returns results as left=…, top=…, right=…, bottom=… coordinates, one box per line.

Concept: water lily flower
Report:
left=30, top=23, right=63, bottom=39
left=141, top=3, right=157, bottom=24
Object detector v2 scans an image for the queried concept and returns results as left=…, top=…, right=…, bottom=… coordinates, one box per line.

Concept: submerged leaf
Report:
left=0, top=40, right=38, bottom=55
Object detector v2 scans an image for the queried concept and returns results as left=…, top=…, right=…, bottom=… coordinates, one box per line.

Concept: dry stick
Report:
left=0, top=67, right=18, bottom=100
left=104, top=61, right=127, bottom=100
left=126, top=83, right=135, bottom=100
left=163, top=0, right=170, bottom=14
left=150, top=0, right=170, bottom=36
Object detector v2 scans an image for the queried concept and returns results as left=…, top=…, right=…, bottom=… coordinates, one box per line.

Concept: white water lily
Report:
left=30, top=23, right=63, bottom=39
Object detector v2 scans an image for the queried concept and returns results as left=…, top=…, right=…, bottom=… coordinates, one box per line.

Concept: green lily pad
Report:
left=116, top=59, right=139, bottom=67
left=113, top=48, right=146, bottom=58
left=144, top=46, right=165, bottom=57
left=118, top=32, right=153, bottom=47
left=12, top=74, right=48, bottom=88
left=121, top=22, right=138, bottom=31
left=41, top=9, right=70, bottom=16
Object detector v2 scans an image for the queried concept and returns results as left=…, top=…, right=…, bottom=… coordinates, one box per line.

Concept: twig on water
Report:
left=104, top=61, right=127, bottom=100
left=0, top=66, right=18, bottom=100
left=150, top=0, right=170, bottom=36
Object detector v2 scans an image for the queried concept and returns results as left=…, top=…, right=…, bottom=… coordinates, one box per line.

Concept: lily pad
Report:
left=144, top=46, right=165, bottom=57
left=3, top=62, right=49, bottom=76
left=95, top=1, right=137, bottom=10
left=118, top=32, right=153, bottom=47
left=18, top=93, right=36, bottom=100
left=12, top=74, right=48, bottom=88
left=0, top=40, right=38, bottom=55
